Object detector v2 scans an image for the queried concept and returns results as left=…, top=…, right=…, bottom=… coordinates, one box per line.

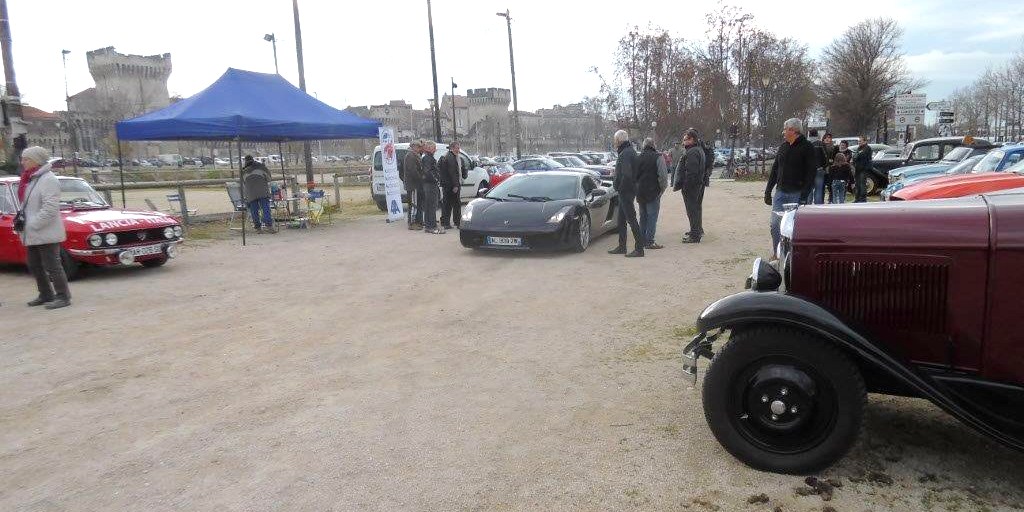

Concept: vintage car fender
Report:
left=684, top=290, right=1024, bottom=452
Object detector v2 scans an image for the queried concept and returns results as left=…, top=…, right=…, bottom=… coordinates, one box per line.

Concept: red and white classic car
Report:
left=0, top=175, right=183, bottom=279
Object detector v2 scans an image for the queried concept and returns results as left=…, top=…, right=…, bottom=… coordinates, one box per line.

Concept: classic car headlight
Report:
left=104, top=233, right=118, bottom=246
left=163, top=227, right=175, bottom=239
left=88, top=234, right=103, bottom=247
left=548, top=206, right=573, bottom=224
left=746, top=257, right=782, bottom=292
left=173, top=225, right=183, bottom=237
left=780, top=210, right=796, bottom=239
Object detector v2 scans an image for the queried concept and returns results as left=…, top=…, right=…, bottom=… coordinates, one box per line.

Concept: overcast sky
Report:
left=9, top=0, right=1024, bottom=116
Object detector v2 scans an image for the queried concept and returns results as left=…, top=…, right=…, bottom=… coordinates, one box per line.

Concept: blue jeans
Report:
left=248, top=197, right=272, bottom=228
left=812, top=168, right=826, bottom=204
left=770, top=189, right=802, bottom=253
left=638, top=196, right=661, bottom=246
left=831, top=180, right=848, bottom=204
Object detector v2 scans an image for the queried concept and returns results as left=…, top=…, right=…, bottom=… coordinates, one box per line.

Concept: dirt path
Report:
left=1, top=181, right=1021, bottom=511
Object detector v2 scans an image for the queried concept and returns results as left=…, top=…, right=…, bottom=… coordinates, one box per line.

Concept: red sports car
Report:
left=891, top=167, right=1024, bottom=201
left=0, top=175, right=183, bottom=279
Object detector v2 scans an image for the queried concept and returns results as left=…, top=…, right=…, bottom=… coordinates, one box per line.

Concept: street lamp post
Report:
left=496, top=9, right=521, bottom=159
left=451, top=77, right=458, bottom=141
left=761, top=75, right=770, bottom=176
left=292, top=0, right=314, bottom=191
left=426, top=0, right=441, bottom=142
left=263, top=33, right=279, bottom=74
left=61, top=49, right=79, bottom=177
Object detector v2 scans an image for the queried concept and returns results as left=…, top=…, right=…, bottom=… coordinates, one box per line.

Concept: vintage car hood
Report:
left=470, top=198, right=580, bottom=228
left=63, top=208, right=178, bottom=233
left=792, top=198, right=991, bottom=248
left=890, top=162, right=953, bottom=180
left=893, top=172, right=1024, bottom=201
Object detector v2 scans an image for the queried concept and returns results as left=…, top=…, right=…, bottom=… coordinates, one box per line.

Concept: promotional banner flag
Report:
left=378, top=127, right=405, bottom=222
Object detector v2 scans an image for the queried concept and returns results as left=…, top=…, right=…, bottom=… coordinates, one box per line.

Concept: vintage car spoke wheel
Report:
left=573, top=213, right=591, bottom=253
left=702, top=326, right=865, bottom=474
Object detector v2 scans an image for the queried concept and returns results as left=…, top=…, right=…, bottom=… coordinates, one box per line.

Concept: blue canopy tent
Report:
left=114, top=68, right=381, bottom=244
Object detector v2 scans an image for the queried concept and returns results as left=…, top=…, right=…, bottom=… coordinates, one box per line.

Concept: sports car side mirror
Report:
left=477, top=187, right=489, bottom=197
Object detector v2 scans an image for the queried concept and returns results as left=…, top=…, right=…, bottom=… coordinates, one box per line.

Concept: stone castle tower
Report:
left=86, top=46, right=172, bottom=117
left=466, top=88, right=511, bottom=130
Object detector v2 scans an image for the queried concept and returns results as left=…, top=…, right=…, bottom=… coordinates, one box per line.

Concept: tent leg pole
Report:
left=238, top=139, right=246, bottom=247
left=278, top=141, right=289, bottom=214
left=117, top=139, right=126, bottom=208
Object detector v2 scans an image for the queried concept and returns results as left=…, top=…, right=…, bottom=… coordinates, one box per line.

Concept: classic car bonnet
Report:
left=790, top=199, right=991, bottom=249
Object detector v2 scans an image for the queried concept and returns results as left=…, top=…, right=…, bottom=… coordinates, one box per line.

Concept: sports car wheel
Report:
left=60, top=248, right=81, bottom=281
left=702, top=326, right=865, bottom=474
left=572, top=213, right=591, bottom=253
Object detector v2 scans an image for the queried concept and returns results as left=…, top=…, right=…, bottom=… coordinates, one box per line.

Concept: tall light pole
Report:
left=496, top=9, right=521, bottom=159
left=426, top=0, right=441, bottom=142
left=292, top=0, right=314, bottom=190
left=0, top=0, right=26, bottom=166
left=263, top=33, right=279, bottom=75
left=450, top=78, right=458, bottom=141
left=61, top=49, right=79, bottom=177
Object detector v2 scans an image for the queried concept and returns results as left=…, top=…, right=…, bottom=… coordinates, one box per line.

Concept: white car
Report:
left=370, top=143, right=490, bottom=212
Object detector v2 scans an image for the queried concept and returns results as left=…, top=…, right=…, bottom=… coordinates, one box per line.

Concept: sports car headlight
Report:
left=163, top=227, right=175, bottom=239
left=88, top=234, right=103, bottom=247
left=548, top=206, right=573, bottom=224
left=173, top=225, right=183, bottom=237
left=461, top=203, right=474, bottom=222
left=104, top=233, right=118, bottom=246
left=780, top=210, right=796, bottom=239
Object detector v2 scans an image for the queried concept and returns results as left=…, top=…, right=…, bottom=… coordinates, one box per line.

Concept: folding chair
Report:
left=226, top=182, right=251, bottom=232
left=305, top=189, right=332, bottom=226
left=167, top=193, right=198, bottom=216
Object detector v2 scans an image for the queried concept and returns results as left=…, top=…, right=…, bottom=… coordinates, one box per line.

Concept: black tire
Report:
left=59, top=248, right=81, bottom=281
left=141, top=256, right=168, bottom=268
left=702, top=326, right=865, bottom=474
left=571, top=212, right=591, bottom=253
left=375, top=199, right=387, bottom=212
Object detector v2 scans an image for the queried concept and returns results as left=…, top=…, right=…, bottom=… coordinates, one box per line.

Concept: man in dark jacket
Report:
left=420, top=141, right=444, bottom=234
left=636, top=138, right=665, bottom=249
left=608, top=130, right=644, bottom=257
left=403, top=140, right=424, bottom=229
left=438, top=140, right=465, bottom=229
left=674, top=129, right=706, bottom=243
left=241, top=155, right=276, bottom=233
left=764, top=118, right=817, bottom=254
left=808, top=129, right=828, bottom=204
left=853, top=136, right=874, bottom=203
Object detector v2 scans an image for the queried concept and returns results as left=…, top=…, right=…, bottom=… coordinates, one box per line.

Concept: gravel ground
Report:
left=1, top=180, right=1022, bottom=512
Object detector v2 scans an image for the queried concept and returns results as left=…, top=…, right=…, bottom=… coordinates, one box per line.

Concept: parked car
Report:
left=486, top=163, right=515, bottom=188
left=874, top=148, right=903, bottom=160
left=213, top=158, right=231, bottom=166
left=870, top=136, right=993, bottom=195
left=880, top=154, right=986, bottom=201
left=0, top=176, right=183, bottom=279
left=369, top=143, right=490, bottom=212
left=682, top=194, right=1024, bottom=474
left=492, top=155, right=514, bottom=164
left=459, top=170, right=619, bottom=252
left=972, top=143, right=1024, bottom=173
left=891, top=162, right=1024, bottom=201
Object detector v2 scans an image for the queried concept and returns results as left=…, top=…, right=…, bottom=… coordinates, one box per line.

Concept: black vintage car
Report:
left=867, top=136, right=994, bottom=194
left=459, top=170, right=618, bottom=252
left=682, top=197, right=1024, bottom=474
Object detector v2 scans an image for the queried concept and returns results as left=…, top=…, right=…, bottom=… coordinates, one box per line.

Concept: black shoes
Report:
left=27, top=296, right=52, bottom=307
left=45, top=299, right=70, bottom=310
left=646, top=243, right=664, bottom=250
left=608, top=246, right=627, bottom=255
left=682, top=234, right=701, bottom=244
left=625, top=249, right=645, bottom=257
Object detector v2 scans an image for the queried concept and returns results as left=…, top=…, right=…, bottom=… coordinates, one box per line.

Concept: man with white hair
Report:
left=764, top=117, right=817, bottom=255
left=608, top=129, right=645, bottom=257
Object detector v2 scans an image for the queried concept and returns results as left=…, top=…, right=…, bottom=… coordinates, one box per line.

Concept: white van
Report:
left=157, top=154, right=183, bottom=167
left=369, top=143, right=490, bottom=212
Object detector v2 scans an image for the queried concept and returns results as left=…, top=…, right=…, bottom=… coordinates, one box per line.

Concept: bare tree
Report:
left=817, top=18, right=923, bottom=136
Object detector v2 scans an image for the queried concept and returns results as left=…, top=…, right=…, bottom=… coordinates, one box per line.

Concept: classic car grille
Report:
left=112, top=228, right=169, bottom=246
left=817, top=259, right=948, bottom=333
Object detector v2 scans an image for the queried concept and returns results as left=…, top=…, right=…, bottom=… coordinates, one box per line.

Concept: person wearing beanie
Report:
left=16, top=146, right=71, bottom=309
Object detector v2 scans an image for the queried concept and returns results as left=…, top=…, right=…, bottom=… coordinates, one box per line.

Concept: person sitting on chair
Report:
left=242, top=155, right=277, bottom=233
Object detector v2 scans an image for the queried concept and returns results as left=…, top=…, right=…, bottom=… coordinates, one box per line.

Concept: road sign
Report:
left=938, top=111, right=955, bottom=124
left=896, top=93, right=927, bottom=109
left=895, top=106, right=926, bottom=117
left=927, top=101, right=950, bottom=111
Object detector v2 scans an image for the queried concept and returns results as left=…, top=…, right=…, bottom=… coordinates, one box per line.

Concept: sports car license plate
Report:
left=486, top=236, right=522, bottom=246
left=126, top=244, right=164, bottom=257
